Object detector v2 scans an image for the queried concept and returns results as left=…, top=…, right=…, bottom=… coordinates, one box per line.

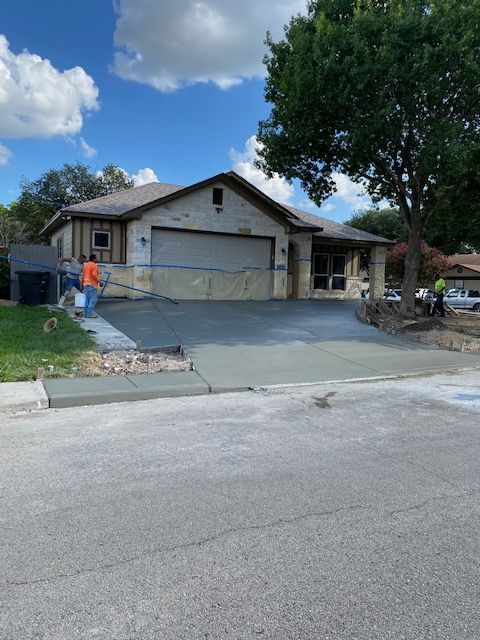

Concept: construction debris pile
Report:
left=362, top=301, right=480, bottom=351
left=79, top=349, right=192, bottom=377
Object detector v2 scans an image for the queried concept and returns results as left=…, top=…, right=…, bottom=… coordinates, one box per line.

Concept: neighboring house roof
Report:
left=448, top=262, right=480, bottom=274
left=285, top=205, right=394, bottom=245
left=448, top=254, right=480, bottom=265
left=40, top=171, right=392, bottom=245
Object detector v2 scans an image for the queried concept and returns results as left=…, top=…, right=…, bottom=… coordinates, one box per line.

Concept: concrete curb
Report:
left=3, top=362, right=480, bottom=411
left=251, top=364, right=480, bottom=392
left=43, top=370, right=210, bottom=408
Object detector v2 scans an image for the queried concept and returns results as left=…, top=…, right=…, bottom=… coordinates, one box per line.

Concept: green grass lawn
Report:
left=0, top=305, right=96, bottom=382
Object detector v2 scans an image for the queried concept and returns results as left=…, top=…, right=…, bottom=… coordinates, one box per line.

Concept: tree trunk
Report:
left=400, top=207, right=422, bottom=318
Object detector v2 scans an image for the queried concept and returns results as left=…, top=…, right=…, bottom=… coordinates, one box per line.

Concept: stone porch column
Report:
left=289, top=233, right=312, bottom=299
left=368, top=245, right=387, bottom=300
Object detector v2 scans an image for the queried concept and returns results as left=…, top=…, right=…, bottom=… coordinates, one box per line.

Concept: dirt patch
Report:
left=379, top=315, right=480, bottom=351
left=76, top=349, right=192, bottom=377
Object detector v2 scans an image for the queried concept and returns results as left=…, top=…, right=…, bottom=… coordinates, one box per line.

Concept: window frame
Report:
left=92, top=230, right=111, bottom=250
left=56, top=236, right=64, bottom=259
left=212, top=187, right=224, bottom=206
left=331, top=253, right=347, bottom=290
left=313, top=252, right=329, bottom=290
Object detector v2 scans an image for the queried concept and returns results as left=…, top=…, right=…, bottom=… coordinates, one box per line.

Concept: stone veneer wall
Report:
left=290, top=232, right=313, bottom=299
left=124, top=182, right=290, bottom=300
left=310, top=276, right=363, bottom=300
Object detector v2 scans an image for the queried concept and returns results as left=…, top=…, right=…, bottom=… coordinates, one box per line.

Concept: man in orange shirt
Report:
left=81, top=254, right=100, bottom=318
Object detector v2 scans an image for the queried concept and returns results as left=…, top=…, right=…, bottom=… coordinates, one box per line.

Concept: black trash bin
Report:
left=16, top=270, right=51, bottom=305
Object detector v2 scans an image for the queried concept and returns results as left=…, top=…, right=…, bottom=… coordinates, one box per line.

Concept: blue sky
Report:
left=0, top=0, right=373, bottom=222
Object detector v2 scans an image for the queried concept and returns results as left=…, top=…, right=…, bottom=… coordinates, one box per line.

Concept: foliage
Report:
left=386, top=242, right=452, bottom=286
left=13, top=163, right=134, bottom=241
left=0, top=305, right=95, bottom=382
left=424, top=144, right=480, bottom=254
left=257, top=0, right=480, bottom=315
left=344, top=208, right=408, bottom=242
left=0, top=261, right=9, bottom=297
left=0, top=204, right=30, bottom=248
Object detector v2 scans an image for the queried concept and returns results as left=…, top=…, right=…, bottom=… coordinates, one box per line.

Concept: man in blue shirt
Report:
left=57, top=254, right=86, bottom=307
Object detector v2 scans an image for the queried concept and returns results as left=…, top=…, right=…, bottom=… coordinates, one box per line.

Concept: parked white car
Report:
left=444, top=289, right=480, bottom=312
left=364, top=289, right=401, bottom=301
left=384, top=289, right=402, bottom=302
left=416, top=288, right=435, bottom=301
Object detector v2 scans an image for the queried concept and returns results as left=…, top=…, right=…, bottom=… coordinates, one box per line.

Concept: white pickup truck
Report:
left=444, top=289, right=480, bottom=312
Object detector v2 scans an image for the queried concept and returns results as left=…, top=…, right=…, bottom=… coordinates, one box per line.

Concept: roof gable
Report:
left=42, top=172, right=322, bottom=234
left=448, top=262, right=480, bottom=274
left=41, top=171, right=393, bottom=245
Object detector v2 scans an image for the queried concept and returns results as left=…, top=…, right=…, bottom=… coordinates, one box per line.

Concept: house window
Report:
left=56, top=236, right=63, bottom=259
left=92, top=230, right=111, bottom=250
left=313, top=253, right=329, bottom=289
left=212, top=188, right=223, bottom=206
left=332, top=254, right=346, bottom=290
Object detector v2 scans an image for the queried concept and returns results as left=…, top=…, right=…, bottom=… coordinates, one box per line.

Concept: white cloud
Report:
left=112, top=0, right=306, bottom=91
left=78, top=137, right=97, bottom=158
left=229, top=135, right=295, bottom=203
left=331, top=173, right=370, bottom=210
left=0, top=35, right=99, bottom=139
left=132, top=167, right=159, bottom=186
left=96, top=166, right=158, bottom=186
left=0, top=142, right=11, bottom=165
left=322, top=202, right=335, bottom=213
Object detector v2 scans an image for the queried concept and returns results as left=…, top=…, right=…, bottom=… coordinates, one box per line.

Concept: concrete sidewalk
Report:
left=64, top=306, right=137, bottom=351
left=3, top=299, right=480, bottom=411
left=0, top=381, right=49, bottom=412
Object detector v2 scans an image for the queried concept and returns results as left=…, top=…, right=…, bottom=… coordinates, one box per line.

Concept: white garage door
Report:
left=150, top=229, right=273, bottom=300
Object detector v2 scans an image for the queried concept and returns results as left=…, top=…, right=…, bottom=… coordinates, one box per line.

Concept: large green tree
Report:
left=344, top=208, right=408, bottom=242
left=0, top=204, right=30, bottom=248
left=14, top=163, right=134, bottom=241
left=424, top=144, right=480, bottom=254
left=257, top=0, right=480, bottom=316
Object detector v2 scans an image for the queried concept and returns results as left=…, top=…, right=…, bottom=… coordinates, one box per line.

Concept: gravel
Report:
left=81, top=349, right=192, bottom=376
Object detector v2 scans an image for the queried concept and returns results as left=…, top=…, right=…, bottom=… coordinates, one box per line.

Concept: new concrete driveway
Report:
left=97, top=299, right=480, bottom=390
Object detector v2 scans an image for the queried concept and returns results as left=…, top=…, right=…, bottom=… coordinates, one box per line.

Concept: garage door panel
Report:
left=151, top=229, right=273, bottom=299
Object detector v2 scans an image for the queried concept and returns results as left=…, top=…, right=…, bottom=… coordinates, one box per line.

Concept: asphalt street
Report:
left=1, top=371, right=480, bottom=639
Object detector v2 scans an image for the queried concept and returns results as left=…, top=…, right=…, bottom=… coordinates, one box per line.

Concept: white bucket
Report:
left=75, top=292, right=86, bottom=308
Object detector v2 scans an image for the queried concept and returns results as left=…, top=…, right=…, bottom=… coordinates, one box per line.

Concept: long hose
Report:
left=0, top=254, right=179, bottom=304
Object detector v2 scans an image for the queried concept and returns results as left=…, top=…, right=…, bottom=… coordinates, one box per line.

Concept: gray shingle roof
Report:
left=449, top=253, right=480, bottom=265
left=51, top=178, right=392, bottom=245
left=285, top=205, right=394, bottom=244
left=63, top=182, right=184, bottom=216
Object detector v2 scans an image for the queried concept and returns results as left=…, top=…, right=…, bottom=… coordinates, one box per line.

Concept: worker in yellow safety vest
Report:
left=430, top=273, right=446, bottom=317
